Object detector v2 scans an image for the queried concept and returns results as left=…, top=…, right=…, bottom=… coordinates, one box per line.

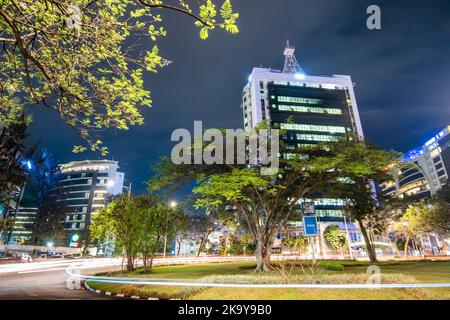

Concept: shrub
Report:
left=320, top=262, right=344, bottom=271
left=324, top=225, right=347, bottom=250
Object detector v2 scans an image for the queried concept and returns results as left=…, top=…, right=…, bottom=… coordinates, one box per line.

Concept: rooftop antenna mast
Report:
left=283, top=40, right=304, bottom=74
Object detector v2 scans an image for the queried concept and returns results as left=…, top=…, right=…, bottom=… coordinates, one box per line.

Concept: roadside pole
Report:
left=302, top=202, right=317, bottom=263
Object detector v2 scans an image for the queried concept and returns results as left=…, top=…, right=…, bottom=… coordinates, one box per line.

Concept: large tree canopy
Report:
left=0, top=0, right=238, bottom=154
left=148, top=134, right=402, bottom=269
left=148, top=133, right=341, bottom=271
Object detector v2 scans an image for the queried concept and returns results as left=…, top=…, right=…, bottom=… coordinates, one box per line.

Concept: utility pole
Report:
left=164, top=201, right=177, bottom=260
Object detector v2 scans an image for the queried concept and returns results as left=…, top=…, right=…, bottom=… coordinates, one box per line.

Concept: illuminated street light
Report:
left=164, top=200, right=178, bottom=260
left=46, top=241, right=54, bottom=248
left=107, top=180, right=132, bottom=199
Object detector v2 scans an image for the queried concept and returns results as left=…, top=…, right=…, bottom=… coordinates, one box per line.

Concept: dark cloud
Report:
left=28, top=0, right=450, bottom=194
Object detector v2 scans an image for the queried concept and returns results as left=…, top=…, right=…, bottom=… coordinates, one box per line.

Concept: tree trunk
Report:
left=126, top=255, right=135, bottom=271
left=357, top=219, right=377, bottom=262
left=148, top=253, right=155, bottom=273
left=176, top=238, right=181, bottom=256
left=254, top=233, right=273, bottom=272
left=404, top=236, right=410, bottom=257
left=143, top=253, right=148, bottom=272
left=197, top=238, right=207, bottom=256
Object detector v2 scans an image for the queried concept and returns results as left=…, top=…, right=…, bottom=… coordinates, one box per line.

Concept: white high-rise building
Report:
left=242, top=43, right=364, bottom=222
left=242, top=44, right=364, bottom=139
left=59, top=160, right=124, bottom=244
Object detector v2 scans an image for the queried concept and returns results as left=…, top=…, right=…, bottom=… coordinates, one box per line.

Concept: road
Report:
left=0, top=259, right=121, bottom=299
left=0, top=256, right=255, bottom=299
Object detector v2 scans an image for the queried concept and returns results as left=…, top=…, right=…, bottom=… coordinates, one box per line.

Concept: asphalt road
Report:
left=0, top=260, right=121, bottom=300
left=0, top=256, right=255, bottom=300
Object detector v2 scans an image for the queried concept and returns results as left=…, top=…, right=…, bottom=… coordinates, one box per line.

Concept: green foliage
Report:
left=391, top=202, right=433, bottom=237
left=0, top=0, right=238, bottom=153
left=324, top=225, right=347, bottom=251
left=0, top=114, right=34, bottom=205
left=90, top=194, right=185, bottom=271
left=220, top=233, right=255, bottom=255
left=281, top=236, right=309, bottom=255
left=319, top=137, right=401, bottom=262
left=320, top=262, right=345, bottom=271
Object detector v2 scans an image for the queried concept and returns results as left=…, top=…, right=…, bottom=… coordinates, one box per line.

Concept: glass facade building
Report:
left=59, top=160, right=124, bottom=244
left=241, top=49, right=364, bottom=222
left=382, top=125, right=450, bottom=199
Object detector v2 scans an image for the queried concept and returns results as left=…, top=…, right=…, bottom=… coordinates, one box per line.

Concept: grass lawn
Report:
left=87, top=260, right=450, bottom=300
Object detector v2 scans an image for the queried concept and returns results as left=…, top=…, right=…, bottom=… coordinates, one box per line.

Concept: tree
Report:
left=323, top=225, right=347, bottom=251
left=0, top=216, right=14, bottom=244
left=138, top=200, right=185, bottom=272
left=391, top=203, right=429, bottom=256
left=281, top=236, right=308, bottom=256
left=90, top=194, right=185, bottom=272
left=90, top=194, right=142, bottom=271
left=148, top=135, right=340, bottom=272
left=318, top=138, right=401, bottom=262
left=28, top=149, right=69, bottom=246
left=0, top=114, right=36, bottom=244
left=0, top=0, right=239, bottom=154
left=427, top=183, right=450, bottom=234
left=0, top=113, right=31, bottom=203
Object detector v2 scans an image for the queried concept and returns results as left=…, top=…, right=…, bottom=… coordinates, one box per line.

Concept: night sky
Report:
left=27, top=0, right=450, bottom=195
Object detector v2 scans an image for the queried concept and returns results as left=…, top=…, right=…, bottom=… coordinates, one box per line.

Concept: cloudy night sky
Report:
left=27, top=0, right=450, bottom=195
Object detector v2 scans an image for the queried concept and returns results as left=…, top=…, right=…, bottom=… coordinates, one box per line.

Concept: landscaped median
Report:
left=85, top=260, right=450, bottom=300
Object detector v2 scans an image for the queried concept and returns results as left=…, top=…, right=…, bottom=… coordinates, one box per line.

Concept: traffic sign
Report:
left=302, top=202, right=315, bottom=215
left=303, top=216, right=318, bottom=236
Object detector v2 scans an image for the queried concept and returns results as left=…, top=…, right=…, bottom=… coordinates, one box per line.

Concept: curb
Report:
left=82, top=281, right=181, bottom=300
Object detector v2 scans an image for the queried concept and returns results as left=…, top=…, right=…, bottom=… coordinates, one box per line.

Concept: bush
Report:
left=320, top=262, right=344, bottom=271
left=324, top=225, right=347, bottom=250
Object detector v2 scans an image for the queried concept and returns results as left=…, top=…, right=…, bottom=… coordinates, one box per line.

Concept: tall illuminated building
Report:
left=241, top=42, right=364, bottom=221
left=59, top=160, right=124, bottom=245
left=382, top=125, right=450, bottom=199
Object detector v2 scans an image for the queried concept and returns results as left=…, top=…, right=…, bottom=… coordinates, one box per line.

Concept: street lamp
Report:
left=164, top=201, right=177, bottom=259
left=107, top=180, right=132, bottom=199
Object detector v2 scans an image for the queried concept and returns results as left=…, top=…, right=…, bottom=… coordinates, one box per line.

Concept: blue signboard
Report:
left=303, top=216, right=318, bottom=236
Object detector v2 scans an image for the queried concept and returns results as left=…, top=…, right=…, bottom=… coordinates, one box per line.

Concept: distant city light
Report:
left=21, top=159, right=32, bottom=171
left=295, top=72, right=305, bottom=80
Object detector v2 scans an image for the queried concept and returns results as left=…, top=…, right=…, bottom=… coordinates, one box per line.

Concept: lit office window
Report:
left=316, top=209, right=344, bottom=217
left=280, top=123, right=346, bottom=133
left=277, top=96, right=322, bottom=104
left=277, top=104, right=342, bottom=115
left=295, top=134, right=340, bottom=142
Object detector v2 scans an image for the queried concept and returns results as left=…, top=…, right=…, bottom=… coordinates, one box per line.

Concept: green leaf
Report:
left=200, top=27, right=209, bottom=40
left=220, top=0, right=233, bottom=19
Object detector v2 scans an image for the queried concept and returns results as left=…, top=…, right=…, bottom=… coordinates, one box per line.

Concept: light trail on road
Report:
left=63, top=258, right=450, bottom=290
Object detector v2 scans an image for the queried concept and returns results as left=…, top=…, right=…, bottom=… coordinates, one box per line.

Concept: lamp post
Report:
left=163, top=201, right=177, bottom=259
left=107, top=180, right=132, bottom=199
